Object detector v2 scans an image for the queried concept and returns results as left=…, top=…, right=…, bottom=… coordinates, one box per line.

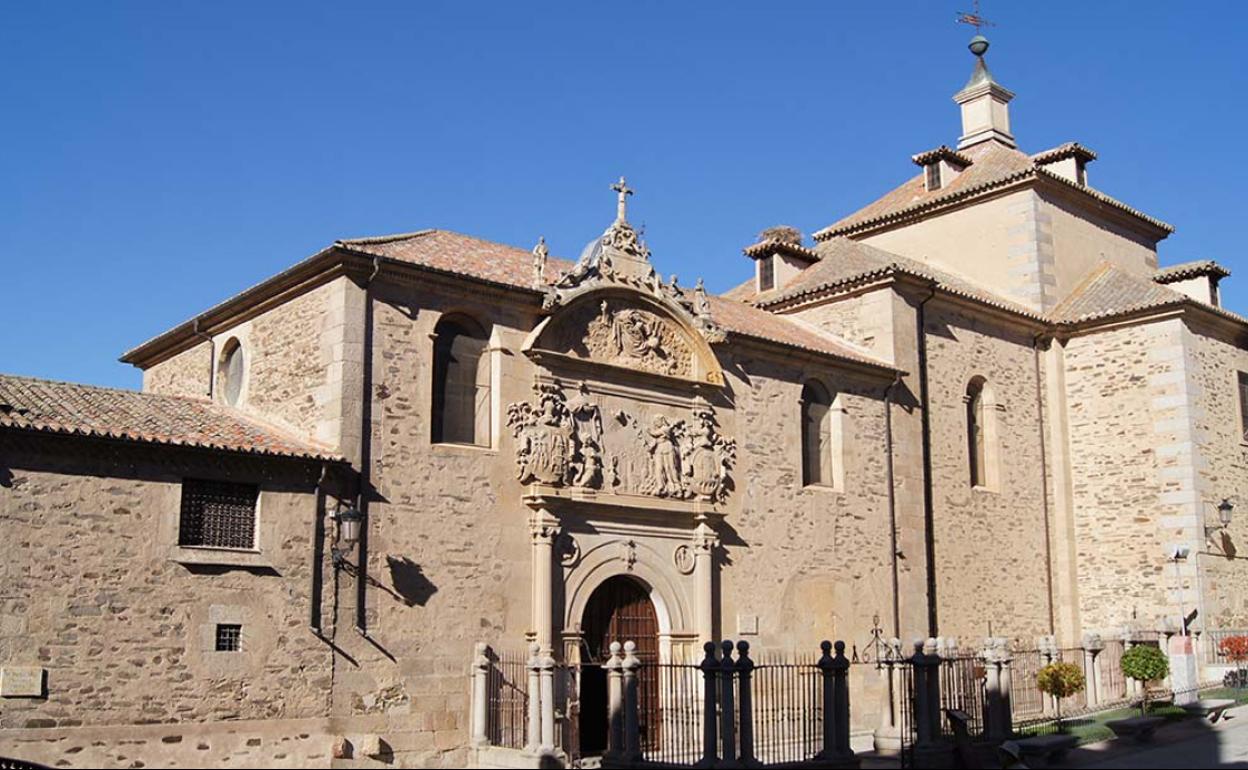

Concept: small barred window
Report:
left=758, top=255, right=775, bottom=292
left=179, top=478, right=258, bottom=549
left=925, top=163, right=942, bottom=191
left=215, top=623, right=242, bottom=652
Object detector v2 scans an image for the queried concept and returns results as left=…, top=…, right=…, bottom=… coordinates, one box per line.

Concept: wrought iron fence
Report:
left=636, top=661, right=704, bottom=766
left=485, top=648, right=530, bottom=750
left=750, top=656, right=823, bottom=765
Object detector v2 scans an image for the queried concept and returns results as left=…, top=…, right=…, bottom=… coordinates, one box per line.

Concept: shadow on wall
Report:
left=386, top=556, right=438, bottom=607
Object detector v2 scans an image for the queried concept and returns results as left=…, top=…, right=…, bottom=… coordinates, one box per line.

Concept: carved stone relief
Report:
left=673, top=544, right=695, bottom=575
left=545, top=300, right=694, bottom=379
left=508, top=381, right=736, bottom=503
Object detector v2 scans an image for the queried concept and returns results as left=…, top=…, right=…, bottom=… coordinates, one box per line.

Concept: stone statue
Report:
left=567, top=382, right=604, bottom=488
left=644, top=415, right=683, bottom=497
left=532, top=236, right=548, bottom=286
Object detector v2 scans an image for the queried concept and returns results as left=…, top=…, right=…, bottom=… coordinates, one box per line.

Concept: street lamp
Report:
left=331, top=506, right=365, bottom=567
left=1168, top=545, right=1191, bottom=637
left=1205, top=497, right=1235, bottom=546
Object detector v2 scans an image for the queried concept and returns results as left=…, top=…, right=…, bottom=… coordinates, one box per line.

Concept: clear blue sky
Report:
left=2, top=1, right=1245, bottom=389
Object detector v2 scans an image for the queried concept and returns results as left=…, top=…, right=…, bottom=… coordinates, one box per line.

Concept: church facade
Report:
left=2, top=38, right=1247, bottom=768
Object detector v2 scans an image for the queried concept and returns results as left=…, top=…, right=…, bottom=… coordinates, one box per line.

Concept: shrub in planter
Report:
left=1036, top=661, right=1086, bottom=728
left=1120, top=644, right=1170, bottom=716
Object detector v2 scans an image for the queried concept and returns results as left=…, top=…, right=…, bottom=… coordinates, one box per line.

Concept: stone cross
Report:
left=611, top=176, right=634, bottom=222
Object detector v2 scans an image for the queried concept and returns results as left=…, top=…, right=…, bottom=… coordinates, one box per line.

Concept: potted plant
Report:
left=1120, top=644, right=1170, bottom=716
left=1036, top=661, right=1086, bottom=730
left=1219, top=635, right=1248, bottom=689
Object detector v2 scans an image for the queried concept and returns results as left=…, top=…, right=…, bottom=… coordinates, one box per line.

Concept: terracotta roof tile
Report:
left=340, top=230, right=892, bottom=369
left=814, top=141, right=1172, bottom=239
left=0, top=374, right=341, bottom=461
left=1051, top=262, right=1187, bottom=323
left=337, top=229, right=575, bottom=290
left=1154, top=260, right=1230, bottom=284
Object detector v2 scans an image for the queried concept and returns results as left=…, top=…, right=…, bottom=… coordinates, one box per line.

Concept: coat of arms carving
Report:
left=508, top=382, right=736, bottom=504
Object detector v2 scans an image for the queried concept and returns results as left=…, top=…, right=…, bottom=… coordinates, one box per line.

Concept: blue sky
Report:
left=2, top=1, right=1245, bottom=389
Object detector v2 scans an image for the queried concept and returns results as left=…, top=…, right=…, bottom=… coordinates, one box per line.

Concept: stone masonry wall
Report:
left=1063, top=318, right=1195, bottom=634
left=0, top=447, right=333, bottom=763
left=143, top=340, right=211, bottom=398
left=923, top=301, right=1052, bottom=640
left=1187, top=321, right=1248, bottom=628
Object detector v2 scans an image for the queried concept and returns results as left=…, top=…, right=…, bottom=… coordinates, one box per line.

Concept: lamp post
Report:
left=1168, top=545, right=1191, bottom=637
left=331, top=506, right=365, bottom=567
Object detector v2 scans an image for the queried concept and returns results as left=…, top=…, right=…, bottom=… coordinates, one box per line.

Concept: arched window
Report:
left=218, top=337, right=244, bottom=407
left=967, top=378, right=987, bottom=487
left=432, top=316, right=491, bottom=446
left=801, top=380, right=833, bottom=486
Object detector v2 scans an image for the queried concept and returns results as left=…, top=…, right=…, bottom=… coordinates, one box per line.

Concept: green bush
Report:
left=1037, top=661, right=1086, bottom=726
left=1120, top=644, right=1170, bottom=716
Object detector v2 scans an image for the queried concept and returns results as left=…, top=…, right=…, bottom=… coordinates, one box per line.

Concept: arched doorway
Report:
left=578, top=575, right=660, bottom=756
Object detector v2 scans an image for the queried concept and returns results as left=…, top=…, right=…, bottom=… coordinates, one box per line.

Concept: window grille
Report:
left=179, top=478, right=258, bottom=549
left=926, top=163, right=942, bottom=191
left=215, top=623, right=242, bottom=652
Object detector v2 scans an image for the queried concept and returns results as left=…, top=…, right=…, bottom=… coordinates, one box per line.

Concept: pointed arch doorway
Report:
left=577, top=574, right=660, bottom=756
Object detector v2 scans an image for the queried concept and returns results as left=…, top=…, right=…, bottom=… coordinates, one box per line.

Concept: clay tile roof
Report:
left=1051, top=262, right=1187, bottom=324
left=341, top=229, right=890, bottom=369
left=1154, top=260, right=1231, bottom=284
left=704, top=295, right=895, bottom=371
left=911, top=145, right=973, bottom=167
left=0, top=374, right=342, bottom=461
left=814, top=141, right=1171, bottom=240
left=742, top=238, right=822, bottom=263
left=745, top=236, right=1043, bottom=319
left=1031, top=142, right=1098, bottom=165
left=336, top=229, right=575, bottom=290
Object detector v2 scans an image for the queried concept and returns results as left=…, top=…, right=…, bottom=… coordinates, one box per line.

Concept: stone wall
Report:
left=1187, top=321, right=1248, bottom=628
left=143, top=340, right=211, bottom=398
left=0, top=444, right=332, bottom=742
left=1063, top=318, right=1192, bottom=634
left=922, top=301, right=1053, bottom=640
left=0, top=717, right=335, bottom=768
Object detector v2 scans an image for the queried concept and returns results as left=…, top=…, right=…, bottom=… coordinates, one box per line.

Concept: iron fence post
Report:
left=719, top=640, right=740, bottom=768
left=699, top=641, right=719, bottom=767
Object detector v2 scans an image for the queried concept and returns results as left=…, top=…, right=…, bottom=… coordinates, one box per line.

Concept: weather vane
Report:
left=956, top=0, right=996, bottom=34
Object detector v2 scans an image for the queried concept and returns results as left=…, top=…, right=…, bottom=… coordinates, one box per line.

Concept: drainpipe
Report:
left=884, top=372, right=903, bottom=639
left=192, top=318, right=214, bottom=399
left=356, top=257, right=381, bottom=636
left=915, top=286, right=938, bottom=637
left=1033, top=333, right=1057, bottom=636
left=311, top=461, right=330, bottom=636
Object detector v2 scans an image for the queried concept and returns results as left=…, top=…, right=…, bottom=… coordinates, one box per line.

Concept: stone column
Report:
left=471, top=642, right=490, bottom=747
left=692, top=520, right=718, bottom=645
left=1082, top=633, right=1103, bottom=708
left=1037, top=635, right=1057, bottom=715
left=832, top=641, right=853, bottom=760
left=981, top=638, right=1005, bottom=744
left=736, top=641, right=756, bottom=766
left=699, top=641, right=719, bottom=766
left=539, top=650, right=556, bottom=753
left=718, top=640, right=739, bottom=768
left=911, top=640, right=933, bottom=750
left=605, top=641, right=625, bottom=760
left=924, top=637, right=942, bottom=743
left=622, top=641, right=642, bottom=763
left=529, top=509, right=560, bottom=656
left=526, top=642, right=542, bottom=754
left=819, top=641, right=837, bottom=759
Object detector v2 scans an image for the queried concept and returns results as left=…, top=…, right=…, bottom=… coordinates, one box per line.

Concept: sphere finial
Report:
left=969, top=34, right=990, bottom=57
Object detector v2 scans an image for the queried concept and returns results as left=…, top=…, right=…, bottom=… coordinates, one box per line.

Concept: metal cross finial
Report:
left=956, top=0, right=996, bottom=33
left=611, top=176, right=634, bottom=221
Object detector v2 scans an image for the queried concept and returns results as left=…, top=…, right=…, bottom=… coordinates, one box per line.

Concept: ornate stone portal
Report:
left=507, top=381, right=736, bottom=504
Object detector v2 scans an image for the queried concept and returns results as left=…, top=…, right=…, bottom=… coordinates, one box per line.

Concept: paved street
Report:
left=1073, top=709, right=1248, bottom=768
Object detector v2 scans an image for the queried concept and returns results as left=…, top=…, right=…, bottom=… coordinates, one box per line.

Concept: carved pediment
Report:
left=526, top=293, right=724, bottom=386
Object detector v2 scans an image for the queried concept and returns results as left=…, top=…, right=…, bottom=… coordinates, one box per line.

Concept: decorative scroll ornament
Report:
left=542, top=177, right=725, bottom=345
left=508, top=381, right=736, bottom=503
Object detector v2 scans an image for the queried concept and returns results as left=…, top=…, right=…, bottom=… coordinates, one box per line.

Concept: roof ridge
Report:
left=336, top=228, right=437, bottom=246
left=1050, top=260, right=1117, bottom=318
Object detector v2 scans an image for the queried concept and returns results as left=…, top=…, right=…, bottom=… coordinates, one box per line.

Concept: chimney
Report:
left=953, top=35, right=1016, bottom=150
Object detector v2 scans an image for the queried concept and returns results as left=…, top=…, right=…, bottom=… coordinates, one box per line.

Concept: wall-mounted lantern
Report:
left=331, top=506, right=365, bottom=567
